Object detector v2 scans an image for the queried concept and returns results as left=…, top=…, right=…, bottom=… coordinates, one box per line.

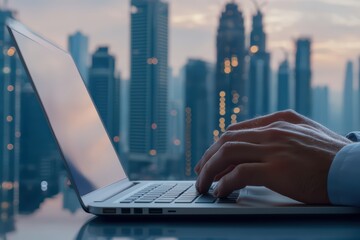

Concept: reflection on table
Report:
left=76, top=215, right=360, bottom=240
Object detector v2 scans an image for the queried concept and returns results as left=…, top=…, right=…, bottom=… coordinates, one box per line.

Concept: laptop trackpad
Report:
left=238, top=186, right=303, bottom=206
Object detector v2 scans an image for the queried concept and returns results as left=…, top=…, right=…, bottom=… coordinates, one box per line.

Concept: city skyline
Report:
left=6, top=0, right=360, bottom=91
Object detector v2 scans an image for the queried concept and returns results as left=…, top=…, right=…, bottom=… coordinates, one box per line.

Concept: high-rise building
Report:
left=277, top=58, right=290, bottom=111
left=343, top=61, right=354, bottom=133
left=89, top=46, right=121, bottom=152
left=295, top=38, right=312, bottom=117
left=129, top=0, right=168, bottom=177
left=312, top=86, right=329, bottom=128
left=358, top=57, right=360, bottom=131
left=184, top=59, right=211, bottom=178
left=68, top=31, right=89, bottom=86
left=0, top=7, right=20, bottom=233
left=167, top=68, right=183, bottom=159
left=214, top=2, right=246, bottom=140
left=248, top=8, right=271, bottom=118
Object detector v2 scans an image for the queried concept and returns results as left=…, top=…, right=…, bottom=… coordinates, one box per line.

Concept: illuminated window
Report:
left=250, top=45, right=259, bottom=54
left=149, top=149, right=157, bottom=156
left=7, top=85, right=14, bottom=92
left=231, top=56, right=238, bottom=67
left=6, top=115, right=13, bottom=122
left=15, top=131, right=21, bottom=138
left=147, top=57, right=158, bottom=65
left=2, top=182, right=13, bottom=190
left=173, top=139, right=181, bottom=146
left=233, top=107, right=240, bottom=114
left=3, top=67, right=10, bottom=74
left=7, top=144, right=14, bottom=151
left=219, top=91, right=226, bottom=97
left=113, top=136, right=120, bottom=142
left=7, top=47, right=16, bottom=56
left=151, top=123, right=158, bottom=130
left=213, top=130, right=219, bottom=137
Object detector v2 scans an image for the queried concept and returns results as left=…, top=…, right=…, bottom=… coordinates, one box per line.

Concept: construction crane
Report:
left=250, top=0, right=267, bottom=12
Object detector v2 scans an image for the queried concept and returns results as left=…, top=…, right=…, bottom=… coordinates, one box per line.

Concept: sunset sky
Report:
left=7, top=0, right=360, bottom=90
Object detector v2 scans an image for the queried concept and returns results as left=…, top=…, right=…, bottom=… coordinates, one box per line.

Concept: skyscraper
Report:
left=277, top=58, right=290, bottom=111
left=0, top=7, right=20, bottom=233
left=312, top=86, right=329, bottom=128
left=68, top=31, right=89, bottom=85
left=184, top=59, right=211, bottom=178
left=295, top=38, right=312, bottom=117
left=214, top=2, right=246, bottom=140
left=343, top=61, right=354, bottom=133
left=358, top=57, right=360, bottom=131
left=248, top=8, right=271, bottom=118
left=129, top=0, right=168, bottom=176
left=89, top=46, right=121, bottom=151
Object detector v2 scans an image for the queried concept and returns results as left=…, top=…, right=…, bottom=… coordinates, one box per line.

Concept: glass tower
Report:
left=129, top=0, right=168, bottom=177
left=0, top=7, right=20, bottom=236
left=89, top=46, right=121, bottom=152
left=214, top=2, right=246, bottom=140
left=184, top=59, right=211, bottom=178
left=248, top=9, right=271, bottom=118
left=295, top=38, right=312, bottom=117
left=68, top=31, right=89, bottom=86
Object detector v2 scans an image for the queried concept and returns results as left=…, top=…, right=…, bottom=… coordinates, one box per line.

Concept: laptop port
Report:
left=134, top=208, right=143, bottom=214
left=149, top=208, right=162, bottom=214
left=121, top=208, right=131, bottom=214
left=103, top=208, right=116, bottom=214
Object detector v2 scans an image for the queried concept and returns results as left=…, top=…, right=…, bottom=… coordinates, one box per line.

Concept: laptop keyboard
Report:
left=119, top=183, right=239, bottom=204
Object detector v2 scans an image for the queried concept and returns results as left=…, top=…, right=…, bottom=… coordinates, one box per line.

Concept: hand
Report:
left=194, top=110, right=352, bottom=204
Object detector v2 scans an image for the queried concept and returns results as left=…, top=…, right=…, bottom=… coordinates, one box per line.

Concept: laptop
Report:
left=7, top=19, right=360, bottom=216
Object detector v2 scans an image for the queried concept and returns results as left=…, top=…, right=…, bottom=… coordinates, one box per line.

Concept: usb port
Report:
left=134, top=208, right=143, bottom=214
left=149, top=208, right=162, bottom=214
left=103, top=208, right=116, bottom=214
left=121, top=208, right=131, bottom=214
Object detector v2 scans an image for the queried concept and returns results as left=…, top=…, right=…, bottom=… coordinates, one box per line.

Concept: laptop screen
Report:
left=10, top=26, right=127, bottom=196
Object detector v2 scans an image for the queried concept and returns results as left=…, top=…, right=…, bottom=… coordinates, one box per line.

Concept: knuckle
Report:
left=219, top=141, right=234, bottom=155
left=219, top=131, right=233, bottom=144
left=276, top=109, right=297, bottom=120
left=234, top=165, right=245, bottom=178
left=268, top=120, right=287, bottom=128
left=226, top=123, right=238, bottom=131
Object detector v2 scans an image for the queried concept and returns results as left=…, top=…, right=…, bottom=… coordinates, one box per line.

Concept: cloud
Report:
left=8, top=0, right=360, bottom=90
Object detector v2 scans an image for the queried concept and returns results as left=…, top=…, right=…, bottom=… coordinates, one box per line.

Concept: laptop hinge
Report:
left=82, top=179, right=136, bottom=206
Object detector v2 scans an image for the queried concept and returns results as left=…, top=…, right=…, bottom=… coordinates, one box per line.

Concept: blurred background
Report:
left=1, top=0, right=360, bottom=237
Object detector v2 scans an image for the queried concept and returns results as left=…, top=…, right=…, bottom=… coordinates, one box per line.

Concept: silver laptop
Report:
left=7, top=19, right=359, bottom=216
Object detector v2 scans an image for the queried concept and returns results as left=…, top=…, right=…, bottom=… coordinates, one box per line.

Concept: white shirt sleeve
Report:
left=328, top=142, right=360, bottom=207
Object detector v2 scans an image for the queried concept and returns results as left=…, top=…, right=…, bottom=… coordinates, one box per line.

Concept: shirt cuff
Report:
left=328, top=143, right=360, bottom=207
left=346, top=132, right=360, bottom=142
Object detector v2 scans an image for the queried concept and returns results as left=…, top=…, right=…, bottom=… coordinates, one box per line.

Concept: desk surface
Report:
left=4, top=193, right=360, bottom=240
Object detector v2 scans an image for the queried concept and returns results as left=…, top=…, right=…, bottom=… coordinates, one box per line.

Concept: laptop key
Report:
left=135, top=199, right=153, bottom=203
left=155, top=199, right=174, bottom=203
left=195, top=194, right=217, bottom=203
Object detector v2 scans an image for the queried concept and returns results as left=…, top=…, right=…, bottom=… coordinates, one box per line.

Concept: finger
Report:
left=214, top=165, right=235, bottom=181
left=226, top=110, right=308, bottom=131
left=214, top=163, right=268, bottom=198
left=195, top=130, right=261, bottom=175
left=196, top=142, right=265, bottom=193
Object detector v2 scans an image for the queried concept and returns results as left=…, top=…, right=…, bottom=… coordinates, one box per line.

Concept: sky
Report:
left=4, top=0, right=360, bottom=90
